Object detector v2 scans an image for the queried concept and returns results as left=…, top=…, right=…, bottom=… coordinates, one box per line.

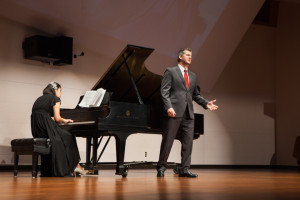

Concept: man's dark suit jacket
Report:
left=161, top=66, right=208, bottom=119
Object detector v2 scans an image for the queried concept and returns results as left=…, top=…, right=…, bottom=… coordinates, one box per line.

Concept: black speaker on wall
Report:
left=22, top=35, right=73, bottom=65
left=53, top=36, right=73, bottom=65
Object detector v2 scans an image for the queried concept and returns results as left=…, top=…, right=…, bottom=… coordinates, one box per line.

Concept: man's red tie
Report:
left=184, top=70, right=189, bottom=89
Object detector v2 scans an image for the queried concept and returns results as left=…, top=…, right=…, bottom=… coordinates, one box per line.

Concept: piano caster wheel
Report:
left=121, top=166, right=128, bottom=177
left=122, top=172, right=128, bottom=177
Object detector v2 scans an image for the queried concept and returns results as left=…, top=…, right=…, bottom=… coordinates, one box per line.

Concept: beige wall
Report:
left=275, top=2, right=300, bottom=166
left=0, top=13, right=277, bottom=166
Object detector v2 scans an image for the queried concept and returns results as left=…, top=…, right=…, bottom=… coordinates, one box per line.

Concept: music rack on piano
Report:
left=60, top=45, right=204, bottom=177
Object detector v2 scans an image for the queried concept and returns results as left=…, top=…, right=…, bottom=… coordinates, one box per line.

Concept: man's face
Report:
left=179, top=50, right=192, bottom=65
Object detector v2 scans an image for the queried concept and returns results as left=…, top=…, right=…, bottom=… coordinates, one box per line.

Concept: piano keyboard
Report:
left=61, top=121, right=95, bottom=125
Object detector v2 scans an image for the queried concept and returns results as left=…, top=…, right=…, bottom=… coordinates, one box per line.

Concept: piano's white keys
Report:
left=61, top=121, right=95, bottom=125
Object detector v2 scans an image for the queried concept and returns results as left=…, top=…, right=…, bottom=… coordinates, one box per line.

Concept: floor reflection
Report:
left=2, top=169, right=300, bottom=200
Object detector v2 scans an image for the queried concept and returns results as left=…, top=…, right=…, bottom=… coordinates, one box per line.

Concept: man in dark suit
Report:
left=157, top=48, right=218, bottom=178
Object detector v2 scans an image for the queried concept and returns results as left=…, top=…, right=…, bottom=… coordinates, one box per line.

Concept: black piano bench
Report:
left=11, top=138, right=51, bottom=178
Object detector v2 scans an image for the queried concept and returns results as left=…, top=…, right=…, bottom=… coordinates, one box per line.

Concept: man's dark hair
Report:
left=177, top=48, right=192, bottom=62
left=43, top=82, right=61, bottom=95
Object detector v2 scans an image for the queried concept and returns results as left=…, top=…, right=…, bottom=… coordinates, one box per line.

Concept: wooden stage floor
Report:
left=1, top=168, right=300, bottom=200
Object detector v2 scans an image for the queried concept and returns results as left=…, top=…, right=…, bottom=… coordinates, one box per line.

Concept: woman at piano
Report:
left=31, top=82, right=87, bottom=177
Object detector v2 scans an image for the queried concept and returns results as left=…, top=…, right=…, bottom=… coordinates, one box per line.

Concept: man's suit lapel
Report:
left=175, top=66, right=188, bottom=90
left=187, top=70, right=194, bottom=92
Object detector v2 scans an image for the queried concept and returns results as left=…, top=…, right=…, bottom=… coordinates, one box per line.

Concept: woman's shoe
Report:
left=74, top=167, right=88, bottom=175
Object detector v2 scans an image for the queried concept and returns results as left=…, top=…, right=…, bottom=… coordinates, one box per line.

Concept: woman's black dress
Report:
left=31, top=94, right=80, bottom=177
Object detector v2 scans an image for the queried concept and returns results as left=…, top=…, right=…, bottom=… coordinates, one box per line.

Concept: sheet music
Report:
left=79, top=88, right=106, bottom=108
left=90, top=88, right=106, bottom=107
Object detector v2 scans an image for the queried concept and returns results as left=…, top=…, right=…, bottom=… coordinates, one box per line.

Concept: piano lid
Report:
left=92, top=45, right=162, bottom=104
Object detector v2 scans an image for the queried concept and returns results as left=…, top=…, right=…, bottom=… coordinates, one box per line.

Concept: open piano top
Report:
left=62, top=44, right=163, bottom=130
left=92, top=45, right=162, bottom=105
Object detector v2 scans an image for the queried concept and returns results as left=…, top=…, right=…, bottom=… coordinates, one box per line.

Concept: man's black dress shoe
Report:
left=157, top=170, right=164, bottom=177
left=178, top=171, right=198, bottom=178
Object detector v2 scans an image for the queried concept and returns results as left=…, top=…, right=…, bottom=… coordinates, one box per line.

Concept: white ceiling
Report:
left=0, top=0, right=265, bottom=92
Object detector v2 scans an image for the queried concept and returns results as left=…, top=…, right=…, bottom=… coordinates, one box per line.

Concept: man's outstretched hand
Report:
left=207, top=100, right=218, bottom=111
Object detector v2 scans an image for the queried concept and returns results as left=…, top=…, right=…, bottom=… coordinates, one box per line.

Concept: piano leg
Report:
left=92, top=136, right=99, bottom=174
left=86, top=137, right=92, bottom=168
left=114, top=133, right=130, bottom=177
left=85, top=137, right=98, bottom=175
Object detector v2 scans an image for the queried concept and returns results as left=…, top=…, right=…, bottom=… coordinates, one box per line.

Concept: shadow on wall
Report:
left=264, top=102, right=276, bottom=165
left=264, top=102, right=275, bottom=119
left=1, top=138, right=32, bottom=165
left=293, top=136, right=300, bottom=166
left=270, top=153, right=276, bottom=165
left=0, top=145, right=13, bottom=165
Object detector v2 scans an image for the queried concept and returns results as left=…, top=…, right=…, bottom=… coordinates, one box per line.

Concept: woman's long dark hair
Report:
left=43, top=82, right=61, bottom=95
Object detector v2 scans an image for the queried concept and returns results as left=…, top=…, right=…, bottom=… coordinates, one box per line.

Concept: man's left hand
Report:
left=207, top=99, right=218, bottom=111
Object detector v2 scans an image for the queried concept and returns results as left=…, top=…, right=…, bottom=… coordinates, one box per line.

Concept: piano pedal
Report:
left=85, top=169, right=98, bottom=175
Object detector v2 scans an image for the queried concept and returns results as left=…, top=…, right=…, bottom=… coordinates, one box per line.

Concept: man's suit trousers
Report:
left=157, top=107, right=194, bottom=173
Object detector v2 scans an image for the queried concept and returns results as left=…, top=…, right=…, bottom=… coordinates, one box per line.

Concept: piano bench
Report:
left=11, top=138, right=51, bottom=178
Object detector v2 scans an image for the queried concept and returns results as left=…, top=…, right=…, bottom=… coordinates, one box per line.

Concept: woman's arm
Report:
left=53, top=102, right=74, bottom=123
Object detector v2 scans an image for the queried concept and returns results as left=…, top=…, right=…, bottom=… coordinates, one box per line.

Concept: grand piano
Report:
left=60, top=45, right=204, bottom=177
